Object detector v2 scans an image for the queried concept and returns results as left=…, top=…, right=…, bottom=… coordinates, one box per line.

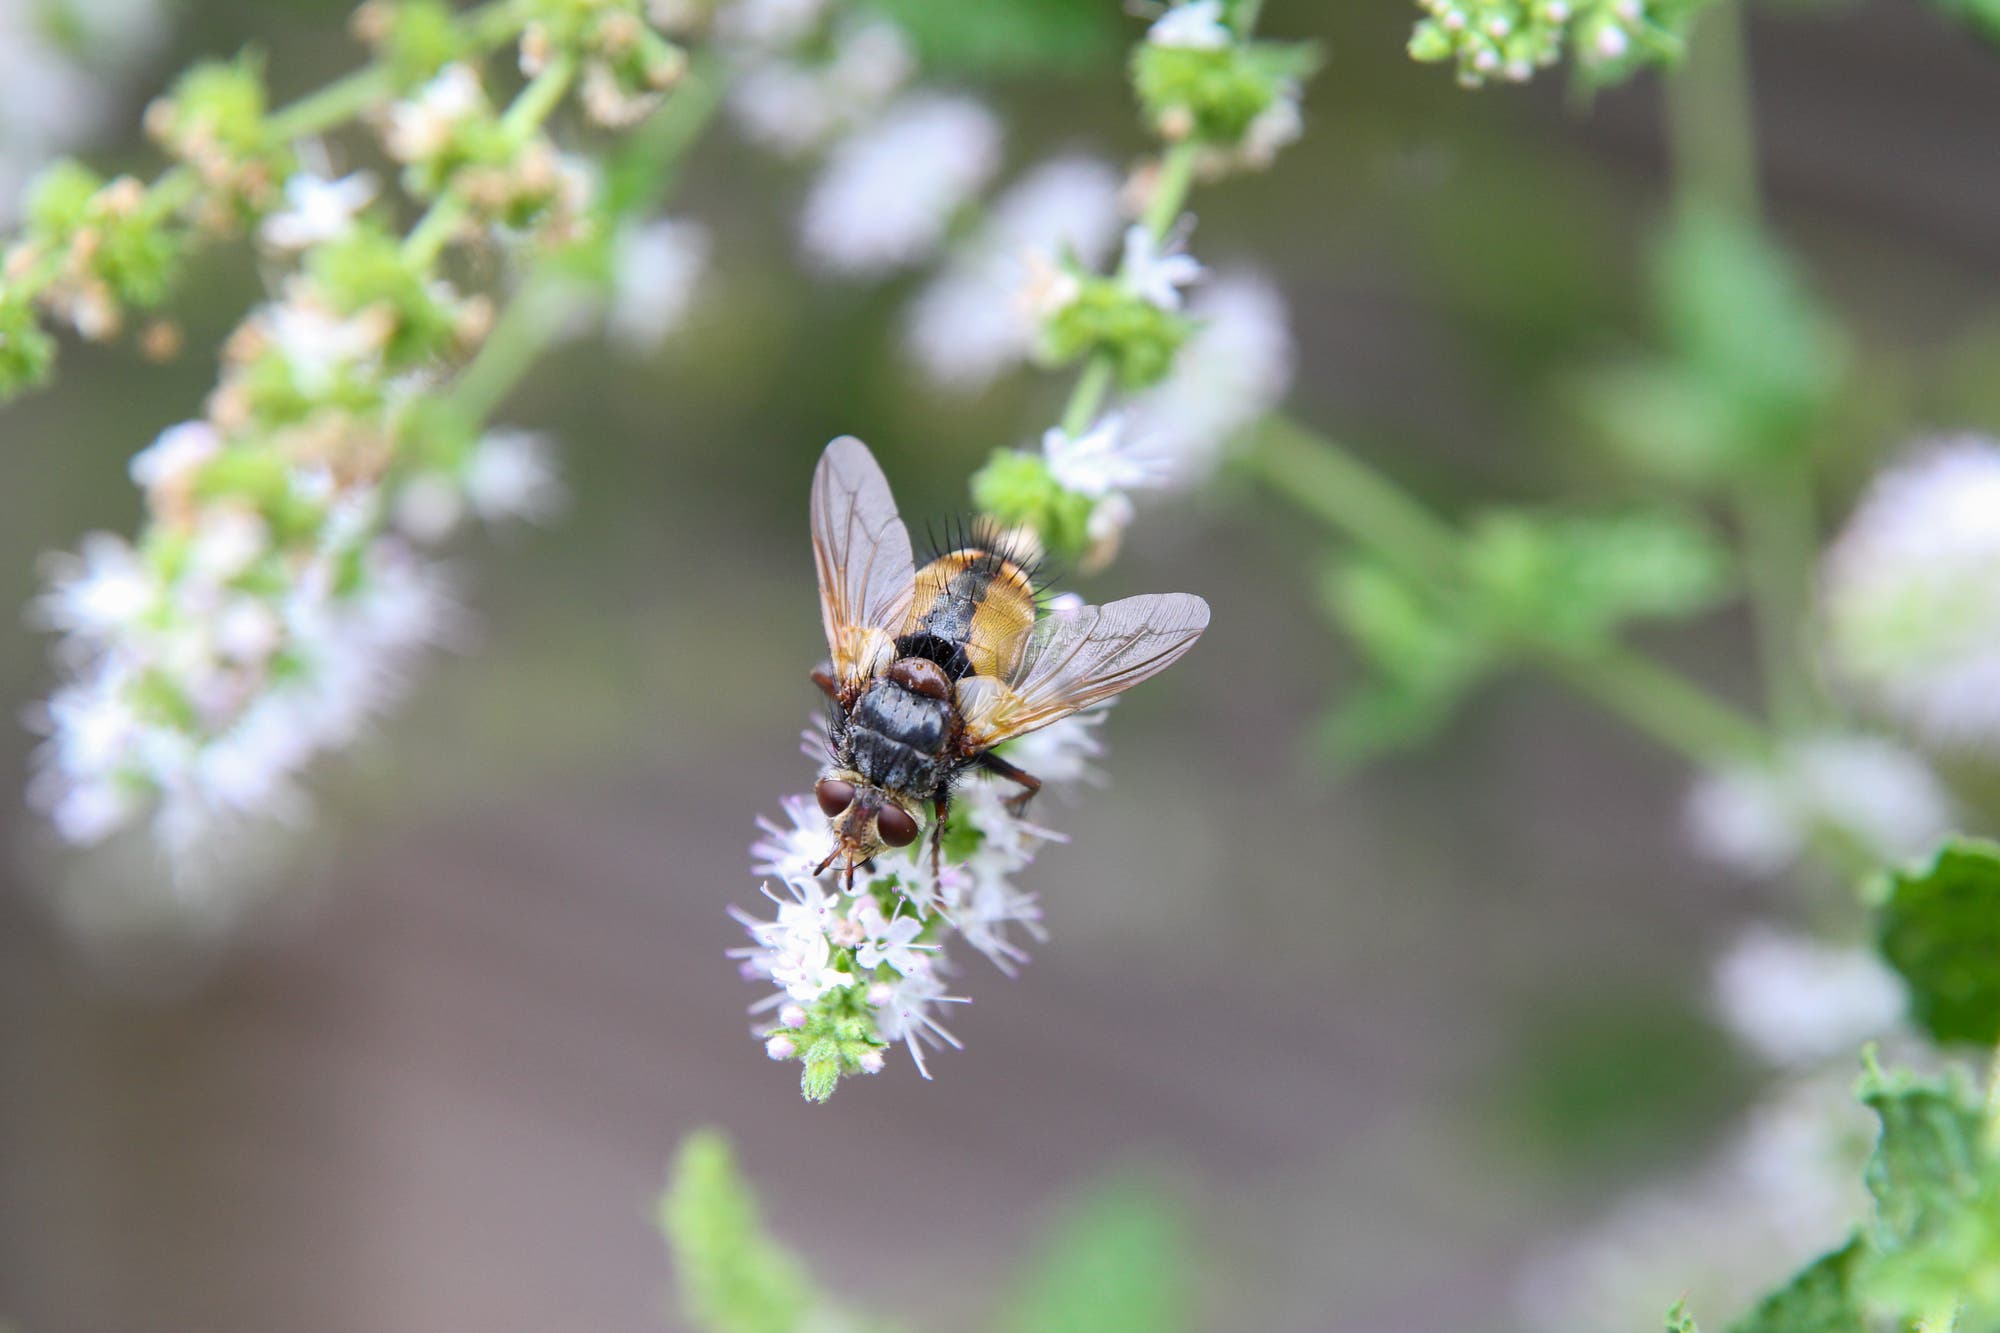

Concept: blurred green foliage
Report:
left=1878, top=840, right=2000, bottom=1047
left=859, top=0, right=1122, bottom=76
left=993, top=1175, right=1194, bottom=1333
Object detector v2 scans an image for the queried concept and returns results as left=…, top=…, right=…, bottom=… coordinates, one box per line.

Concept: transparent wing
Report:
left=810, top=436, right=916, bottom=692
left=957, top=593, right=1210, bottom=749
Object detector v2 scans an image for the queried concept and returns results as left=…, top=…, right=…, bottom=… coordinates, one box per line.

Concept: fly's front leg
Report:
left=975, top=751, right=1043, bottom=815
left=930, top=792, right=949, bottom=886
left=810, top=661, right=838, bottom=699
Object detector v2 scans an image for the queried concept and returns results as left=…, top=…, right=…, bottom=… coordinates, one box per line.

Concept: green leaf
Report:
left=1316, top=557, right=1492, bottom=762
left=1650, top=208, right=1847, bottom=466
left=862, top=0, right=1122, bottom=75
left=1563, top=359, right=1746, bottom=485
left=1878, top=839, right=2000, bottom=1046
left=1666, top=1300, right=1702, bottom=1333
left=1724, top=1238, right=1863, bottom=1333
left=995, top=1175, right=1194, bottom=1333
left=660, top=1130, right=892, bottom=1333
left=1925, top=0, right=2000, bottom=46
left=1854, top=1063, right=2000, bottom=1319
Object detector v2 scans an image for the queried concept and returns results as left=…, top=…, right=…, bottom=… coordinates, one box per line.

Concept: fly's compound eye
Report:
left=815, top=779, right=857, bottom=817
left=876, top=804, right=920, bottom=847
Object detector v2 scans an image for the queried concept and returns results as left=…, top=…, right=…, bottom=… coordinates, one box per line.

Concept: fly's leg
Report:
left=930, top=792, right=949, bottom=886
left=810, top=661, right=838, bottom=699
left=974, top=751, right=1043, bottom=816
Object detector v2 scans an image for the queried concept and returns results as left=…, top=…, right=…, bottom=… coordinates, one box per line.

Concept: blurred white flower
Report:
left=0, top=0, right=171, bottom=225
left=725, top=18, right=914, bottom=157
left=998, top=709, right=1107, bottom=788
left=714, top=0, right=830, bottom=51
left=1684, top=734, right=1954, bottom=878
left=1119, top=223, right=1204, bottom=311
left=751, top=792, right=837, bottom=881
left=1148, top=0, right=1232, bottom=49
left=1515, top=1074, right=1875, bottom=1333
left=799, top=93, right=1002, bottom=277
left=384, top=63, right=486, bottom=165
left=1822, top=438, right=2000, bottom=746
left=1126, top=269, right=1293, bottom=483
left=904, top=156, right=1125, bottom=391
left=1711, top=925, right=1906, bottom=1066
left=1042, top=415, right=1171, bottom=499
left=606, top=217, right=710, bottom=351
left=128, top=420, right=221, bottom=492
left=465, top=429, right=564, bottom=526
left=259, top=170, right=378, bottom=251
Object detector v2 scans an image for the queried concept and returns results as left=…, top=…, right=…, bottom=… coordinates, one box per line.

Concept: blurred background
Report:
left=3, top=0, right=2000, bottom=1329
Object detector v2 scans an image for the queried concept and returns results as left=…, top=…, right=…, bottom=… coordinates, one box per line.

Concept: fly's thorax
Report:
left=904, top=546, right=1038, bottom=679
left=844, top=675, right=958, bottom=799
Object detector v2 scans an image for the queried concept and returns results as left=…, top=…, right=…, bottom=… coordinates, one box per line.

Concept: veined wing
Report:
left=956, top=593, right=1209, bottom=749
left=810, top=436, right=916, bottom=693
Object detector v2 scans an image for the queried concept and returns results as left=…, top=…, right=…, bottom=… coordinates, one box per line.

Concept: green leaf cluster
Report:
left=969, top=448, right=1097, bottom=559
left=1038, top=276, right=1193, bottom=390
left=1878, top=839, right=2000, bottom=1047
left=660, top=1130, right=888, bottom=1333
left=25, top=161, right=187, bottom=310
left=372, top=0, right=474, bottom=86
left=306, top=223, right=463, bottom=367
left=0, top=296, right=56, bottom=396
left=1130, top=37, right=1316, bottom=144
left=1571, top=209, right=1846, bottom=485
left=1675, top=1060, right=2000, bottom=1332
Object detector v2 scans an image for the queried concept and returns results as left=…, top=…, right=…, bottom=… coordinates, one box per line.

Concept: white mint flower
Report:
left=1119, top=223, right=1204, bottom=311
left=1148, top=0, right=1232, bottom=50
left=128, top=420, right=221, bottom=491
left=34, top=532, right=156, bottom=640
left=1042, top=415, right=1172, bottom=498
left=1127, top=269, right=1293, bottom=483
left=800, top=93, right=1002, bottom=277
left=714, top=0, right=830, bottom=51
left=265, top=299, right=390, bottom=397
left=1684, top=734, right=1954, bottom=878
left=1821, top=437, right=2000, bottom=745
left=752, top=793, right=838, bottom=881
left=997, top=710, right=1107, bottom=788
left=1710, top=926, right=1906, bottom=1066
left=607, top=218, right=710, bottom=351
left=726, top=18, right=914, bottom=157
left=465, top=429, right=564, bottom=526
left=259, top=170, right=378, bottom=251
left=905, top=156, right=1124, bottom=391
left=385, top=63, right=486, bottom=164
left=872, top=968, right=967, bottom=1079
left=851, top=898, right=929, bottom=975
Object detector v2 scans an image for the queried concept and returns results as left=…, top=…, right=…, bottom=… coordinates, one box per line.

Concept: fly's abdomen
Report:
left=844, top=679, right=956, bottom=797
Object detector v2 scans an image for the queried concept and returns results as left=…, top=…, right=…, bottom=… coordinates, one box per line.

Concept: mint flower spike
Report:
left=1409, top=0, right=1710, bottom=88
left=732, top=712, right=1101, bottom=1101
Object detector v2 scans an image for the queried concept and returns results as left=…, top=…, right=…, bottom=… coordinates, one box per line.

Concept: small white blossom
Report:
left=1685, top=734, right=1955, bottom=878
left=1127, top=269, right=1293, bottom=483
left=872, top=967, right=967, bottom=1079
left=465, top=430, right=564, bottom=526
left=752, top=793, right=837, bottom=881
left=725, top=19, right=914, bottom=156
left=129, top=420, right=221, bottom=491
left=714, top=0, right=830, bottom=51
left=1042, top=415, right=1172, bottom=498
left=1711, top=926, right=1907, bottom=1066
left=34, top=532, right=156, bottom=640
left=851, top=897, right=929, bottom=975
left=1148, top=0, right=1232, bottom=50
left=1119, top=223, right=1204, bottom=311
left=799, top=93, right=1002, bottom=276
left=997, top=710, right=1107, bottom=788
left=259, top=170, right=378, bottom=251
left=384, top=63, right=486, bottom=165
left=606, top=218, right=710, bottom=351
left=1821, top=438, right=2000, bottom=745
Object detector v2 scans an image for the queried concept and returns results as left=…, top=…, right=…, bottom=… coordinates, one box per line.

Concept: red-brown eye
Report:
left=877, top=804, right=919, bottom=847
left=815, top=780, right=856, bottom=817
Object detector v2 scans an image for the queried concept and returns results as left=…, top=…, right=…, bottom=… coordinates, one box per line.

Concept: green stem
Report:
left=401, top=197, right=465, bottom=267
left=1053, top=139, right=1203, bottom=440
left=1244, top=415, right=1772, bottom=768
left=265, top=0, right=537, bottom=143
left=1665, top=0, right=1758, bottom=222
left=501, top=53, right=578, bottom=142
left=1668, top=1, right=1822, bottom=734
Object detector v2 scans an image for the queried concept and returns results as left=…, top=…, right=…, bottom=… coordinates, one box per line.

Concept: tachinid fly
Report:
left=805, top=435, right=1210, bottom=884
